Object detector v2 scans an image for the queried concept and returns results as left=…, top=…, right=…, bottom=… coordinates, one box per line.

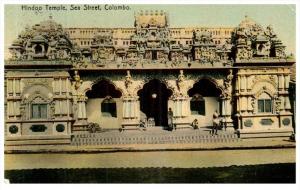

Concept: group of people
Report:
left=167, top=108, right=221, bottom=135
left=140, top=108, right=222, bottom=134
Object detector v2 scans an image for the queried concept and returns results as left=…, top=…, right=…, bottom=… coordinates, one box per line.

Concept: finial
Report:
left=126, top=70, right=131, bottom=77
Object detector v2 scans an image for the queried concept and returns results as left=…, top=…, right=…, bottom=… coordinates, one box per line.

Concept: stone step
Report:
left=5, top=135, right=71, bottom=146
left=71, top=132, right=239, bottom=146
left=5, top=135, right=71, bottom=141
left=239, top=128, right=293, bottom=139
left=5, top=139, right=71, bottom=146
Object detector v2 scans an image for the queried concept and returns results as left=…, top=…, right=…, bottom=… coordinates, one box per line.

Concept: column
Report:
left=278, top=75, right=284, bottom=91
left=247, top=96, right=253, bottom=112
left=240, top=76, right=246, bottom=91
left=122, top=96, right=139, bottom=128
left=172, top=96, right=189, bottom=129
left=173, top=96, right=189, bottom=118
left=220, top=97, right=233, bottom=129
left=285, top=96, right=291, bottom=110
left=77, top=95, right=87, bottom=123
left=284, top=75, right=290, bottom=90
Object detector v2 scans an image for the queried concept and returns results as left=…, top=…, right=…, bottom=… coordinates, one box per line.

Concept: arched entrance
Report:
left=86, top=79, right=122, bottom=129
left=188, top=78, right=222, bottom=127
left=138, top=79, right=172, bottom=126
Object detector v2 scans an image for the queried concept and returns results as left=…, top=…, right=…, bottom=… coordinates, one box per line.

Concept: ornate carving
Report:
left=282, top=118, right=291, bottom=126
left=73, top=70, right=83, bottom=90
left=222, top=70, right=234, bottom=98
left=274, top=96, right=281, bottom=114
left=251, top=75, right=277, bottom=90
left=22, top=78, right=53, bottom=93
left=176, top=70, right=185, bottom=92
left=9, top=16, right=72, bottom=61
left=244, top=119, right=253, bottom=127
left=20, top=91, right=55, bottom=120
left=232, top=15, right=286, bottom=60
left=260, top=118, right=274, bottom=125
left=124, top=70, right=134, bottom=96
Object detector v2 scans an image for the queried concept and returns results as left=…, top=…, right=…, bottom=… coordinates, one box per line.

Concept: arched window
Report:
left=257, top=92, right=272, bottom=113
left=190, top=94, right=205, bottom=115
left=35, top=44, right=43, bottom=55
left=101, top=97, right=117, bottom=117
left=258, top=44, right=264, bottom=52
left=31, top=103, right=47, bottom=119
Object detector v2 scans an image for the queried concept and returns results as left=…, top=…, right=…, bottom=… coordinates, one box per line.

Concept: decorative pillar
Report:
left=220, top=96, right=233, bottom=129
left=122, top=96, right=139, bottom=119
left=73, top=94, right=88, bottom=126
left=222, top=69, right=234, bottom=129
left=285, top=96, right=291, bottom=110
left=278, top=74, right=284, bottom=91
left=171, top=70, right=191, bottom=129
left=78, top=95, right=87, bottom=119
left=284, top=75, right=290, bottom=90
left=173, top=96, right=189, bottom=118
left=121, top=96, right=140, bottom=129
left=121, top=71, right=140, bottom=129
left=171, top=95, right=190, bottom=129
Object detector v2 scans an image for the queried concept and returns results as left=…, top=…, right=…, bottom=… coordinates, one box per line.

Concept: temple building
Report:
left=5, top=10, right=295, bottom=147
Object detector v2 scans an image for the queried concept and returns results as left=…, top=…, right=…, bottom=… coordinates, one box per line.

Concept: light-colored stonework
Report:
left=5, top=11, right=295, bottom=147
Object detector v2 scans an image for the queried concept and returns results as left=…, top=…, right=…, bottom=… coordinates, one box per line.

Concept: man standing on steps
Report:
left=168, top=108, right=174, bottom=131
left=212, top=110, right=219, bottom=135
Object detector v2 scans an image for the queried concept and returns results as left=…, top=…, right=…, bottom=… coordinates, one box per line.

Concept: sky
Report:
left=4, top=4, right=296, bottom=58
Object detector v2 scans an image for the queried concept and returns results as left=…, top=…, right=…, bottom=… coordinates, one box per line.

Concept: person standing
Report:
left=212, top=110, right=219, bottom=135
left=168, top=108, right=174, bottom=131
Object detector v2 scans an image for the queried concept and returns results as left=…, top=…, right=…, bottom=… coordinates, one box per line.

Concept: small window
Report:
left=101, top=98, right=117, bottom=117
left=257, top=93, right=272, bottom=113
left=190, top=94, right=205, bottom=115
left=35, top=44, right=43, bottom=54
left=31, top=104, right=47, bottom=119
left=258, top=99, right=272, bottom=113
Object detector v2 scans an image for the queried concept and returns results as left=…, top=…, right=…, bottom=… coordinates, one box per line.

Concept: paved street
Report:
left=5, top=148, right=295, bottom=170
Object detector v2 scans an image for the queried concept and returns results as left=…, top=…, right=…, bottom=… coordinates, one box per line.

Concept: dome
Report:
left=238, top=15, right=259, bottom=29
left=38, top=16, right=61, bottom=32
left=32, top=35, right=47, bottom=43
left=256, top=33, right=268, bottom=42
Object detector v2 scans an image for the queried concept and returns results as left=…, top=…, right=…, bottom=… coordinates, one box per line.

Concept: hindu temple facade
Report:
left=5, top=11, right=295, bottom=146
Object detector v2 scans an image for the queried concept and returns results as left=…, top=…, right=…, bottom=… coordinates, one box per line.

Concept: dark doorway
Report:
left=35, top=44, right=43, bottom=55
left=152, top=51, right=157, bottom=60
left=138, top=79, right=172, bottom=126
left=86, top=80, right=122, bottom=99
left=188, top=79, right=222, bottom=97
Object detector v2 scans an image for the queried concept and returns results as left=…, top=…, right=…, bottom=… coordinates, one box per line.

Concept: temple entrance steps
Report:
left=71, top=129, right=240, bottom=146
left=5, top=135, right=71, bottom=146
left=239, top=128, right=294, bottom=139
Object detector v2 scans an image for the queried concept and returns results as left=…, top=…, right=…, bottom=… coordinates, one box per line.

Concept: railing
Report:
left=71, top=131, right=239, bottom=146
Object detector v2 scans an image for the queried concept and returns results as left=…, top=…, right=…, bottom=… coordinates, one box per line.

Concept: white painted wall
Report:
left=86, top=98, right=123, bottom=129
left=188, top=97, right=220, bottom=127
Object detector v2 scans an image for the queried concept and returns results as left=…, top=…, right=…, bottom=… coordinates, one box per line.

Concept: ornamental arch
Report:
left=85, top=79, right=123, bottom=129
left=187, top=78, right=223, bottom=127
left=137, top=79, right=173, bottom=127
